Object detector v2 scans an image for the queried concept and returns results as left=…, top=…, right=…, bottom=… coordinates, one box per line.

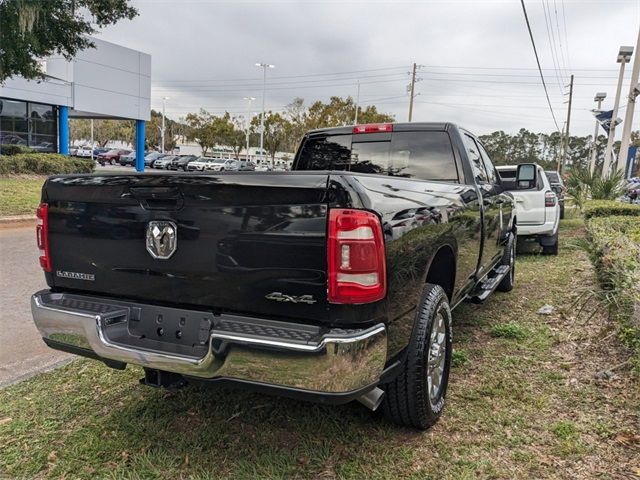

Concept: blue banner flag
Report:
left=595, top=110, right=614, bottom=134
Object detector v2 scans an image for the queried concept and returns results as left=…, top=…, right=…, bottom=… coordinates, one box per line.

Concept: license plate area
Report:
left=128, top=305, right=216, bottom=349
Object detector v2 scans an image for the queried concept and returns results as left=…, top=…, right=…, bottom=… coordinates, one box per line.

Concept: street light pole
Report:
left=603, top=47, right=633, bottom=177
left=589, top=92, right=606, bottom=174
left=255, top=62, right=274, bottom=165
left=90, top=119, right=94, bottom=161
left=618, top=27, right=640, bottom=177
left=161, top=96, right=169, bottom=154
left=243, top=96, right=256, bottom=161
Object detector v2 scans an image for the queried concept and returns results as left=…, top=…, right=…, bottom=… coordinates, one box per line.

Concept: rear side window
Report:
left=545, top=171, right=560, bottom=183
left=462, top=134, right=489, bottom=184
left=295, top=131, right=458, bottom=182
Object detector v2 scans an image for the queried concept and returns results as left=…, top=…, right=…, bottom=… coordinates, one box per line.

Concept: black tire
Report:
left=497, top=232, right=516, bottom=292
left=382, top=283, right=452, bottom=430
left=542, top=233, right=559, bottom=256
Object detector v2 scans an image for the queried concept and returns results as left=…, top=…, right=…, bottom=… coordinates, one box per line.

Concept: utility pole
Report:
left=559, top=74, right=574, bottom=175
left=161, top=96, right=169, bottom=154
left=354, top=80, right=360, bottom=125
left=603, top=46, right=633, bottom=177
left=618, top=26, right=640, bottom=177
left=408, top=62, right=417, bottom=122
left=589, top=92, right=607, bottom=174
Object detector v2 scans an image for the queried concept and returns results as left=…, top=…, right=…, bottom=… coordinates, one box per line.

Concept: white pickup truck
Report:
left=497, top=164, right=560, bottom=255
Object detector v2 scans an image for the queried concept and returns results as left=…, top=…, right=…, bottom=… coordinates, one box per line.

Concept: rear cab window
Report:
left=294, top=130, right=459, bottom=182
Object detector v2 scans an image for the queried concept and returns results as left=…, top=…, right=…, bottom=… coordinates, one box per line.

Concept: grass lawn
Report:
left=0, top=176, right=45, bottom=216
left=0, top=218, right=638, bottom=479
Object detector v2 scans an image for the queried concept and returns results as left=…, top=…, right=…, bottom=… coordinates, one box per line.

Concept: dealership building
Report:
left=0, top=37, right=151, bottom=171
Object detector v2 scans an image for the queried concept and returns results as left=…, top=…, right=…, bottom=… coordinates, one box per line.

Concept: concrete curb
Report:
left=0, top=214, right=36, bottom=225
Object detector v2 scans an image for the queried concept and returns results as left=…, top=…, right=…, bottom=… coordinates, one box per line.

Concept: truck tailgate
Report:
left=42, top=172, right=330, bottom=322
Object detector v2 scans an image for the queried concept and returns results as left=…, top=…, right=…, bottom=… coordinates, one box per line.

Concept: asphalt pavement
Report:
left=0, top=222, right=70, bottom=388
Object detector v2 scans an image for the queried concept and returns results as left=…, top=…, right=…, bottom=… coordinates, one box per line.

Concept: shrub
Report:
left=583, top=200, right=640, bottom=219
left=0, top=153, right=94, bottom=175
left=566, top=168, right=626, bottom=211
left=0, top=144, right=33, bottom=155
left=585, top=215, right=640, bottom=370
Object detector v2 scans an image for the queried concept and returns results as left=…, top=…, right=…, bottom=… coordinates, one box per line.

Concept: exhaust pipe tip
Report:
left=356, top=387, right=385, bottom=411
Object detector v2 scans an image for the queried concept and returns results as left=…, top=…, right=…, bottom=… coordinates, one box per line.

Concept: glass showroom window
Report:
left=28, top=102, right=57, bottom=152
left=0, top=98, right=28, bottom=146
left=0, top=98, right=57, bottom=152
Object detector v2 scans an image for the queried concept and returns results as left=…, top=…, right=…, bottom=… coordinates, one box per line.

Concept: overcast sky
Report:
left=97, top=0, right=640, bottom=136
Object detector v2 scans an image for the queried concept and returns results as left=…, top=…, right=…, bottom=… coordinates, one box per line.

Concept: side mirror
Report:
left=516, top=164, right=537, bottom=190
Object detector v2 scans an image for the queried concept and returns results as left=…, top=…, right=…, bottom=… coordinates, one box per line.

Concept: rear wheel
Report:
left=382, top=283, right=452, bottom=430
left=541, top=233, right=559, bottom=255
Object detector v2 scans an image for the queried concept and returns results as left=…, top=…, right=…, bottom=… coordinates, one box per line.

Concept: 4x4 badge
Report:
left=146, top=221, right=177, bottom=259
left=265, top=292, right=316, bottom=304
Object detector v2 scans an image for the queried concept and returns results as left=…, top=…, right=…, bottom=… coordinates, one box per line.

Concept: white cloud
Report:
left=97, top=0, right=640, bottom=136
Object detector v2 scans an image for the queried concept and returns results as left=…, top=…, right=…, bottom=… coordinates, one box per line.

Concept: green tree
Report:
left=0, top=0, right=137, bottom=82
left=284, top=96, right=394, bottom=152
left=185, top=110, right=236, bottom=156
left=251, top=112, right=292, bottom=165
left=69, top=118, right=134, bottom=147
left=225, top=116, right=247, bottom=159
left=146, top=110, right=180, bottom=152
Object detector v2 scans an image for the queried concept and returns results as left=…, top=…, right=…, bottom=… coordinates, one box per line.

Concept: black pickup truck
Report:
left=31, top=122, right=524, bottom=430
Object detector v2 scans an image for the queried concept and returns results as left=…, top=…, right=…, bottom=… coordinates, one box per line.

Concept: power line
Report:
left=560, top=0, right=573, bottom=72
left=520, top=0, right=561, bottom=131
left=542, top=0, right=565, bottom=93
left=552, top=0, right=570, bottom=79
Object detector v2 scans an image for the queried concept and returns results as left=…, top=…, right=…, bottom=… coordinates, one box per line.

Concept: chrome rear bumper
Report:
left=31, top=291, right=387, bottom=394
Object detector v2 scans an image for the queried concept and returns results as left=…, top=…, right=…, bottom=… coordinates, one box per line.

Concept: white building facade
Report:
left=0, top=38, right=151, bottom=170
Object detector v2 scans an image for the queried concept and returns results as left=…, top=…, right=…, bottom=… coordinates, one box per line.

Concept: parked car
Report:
left=30, top=122, right=522, bottom=430
left=97, top=149, right=130, bottom=166
left=206, top=158, right=239, bottom=171
left=238, top=160, right=256, bottom=171
left=69, top=146, right=79, bottom=156
left=168, top=155, right=198, bottom=171
left=144, top=152, right=165, bottom=168
left=255, top=164, right=272, bottom=172
left=626, top=177, right=640, bottom=203
left=187, top=156, right=217, bottom=171
left=31, top=142, right=55, bottom=152
left=119, top=151, right=137, bottom=166
left=152, top=155, right=178, bottom=169
left=76, top=145, right=94, bottom=158
left=545, top=170, right=566, bottom=219
left=497, top=164, right=560, bottom=254
left=93, top=147, right=109, bottom=157
left=1, top=134, right=27, bottom=145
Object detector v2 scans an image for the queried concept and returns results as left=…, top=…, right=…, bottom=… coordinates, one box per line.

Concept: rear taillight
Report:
left=36, top=203, right=51, bottom=272
left=327, top=209, right=386, bottom=304
left=352, top=123, right=393, bottom=134
left=545, top=191, right=557, bottom=207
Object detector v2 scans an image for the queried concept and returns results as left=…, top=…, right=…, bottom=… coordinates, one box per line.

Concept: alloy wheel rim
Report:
left=427, top=310, right=447, bottom=404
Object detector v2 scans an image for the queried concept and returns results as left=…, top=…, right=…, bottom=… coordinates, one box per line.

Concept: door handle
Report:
left=130, top=187, right=184, bottom=211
